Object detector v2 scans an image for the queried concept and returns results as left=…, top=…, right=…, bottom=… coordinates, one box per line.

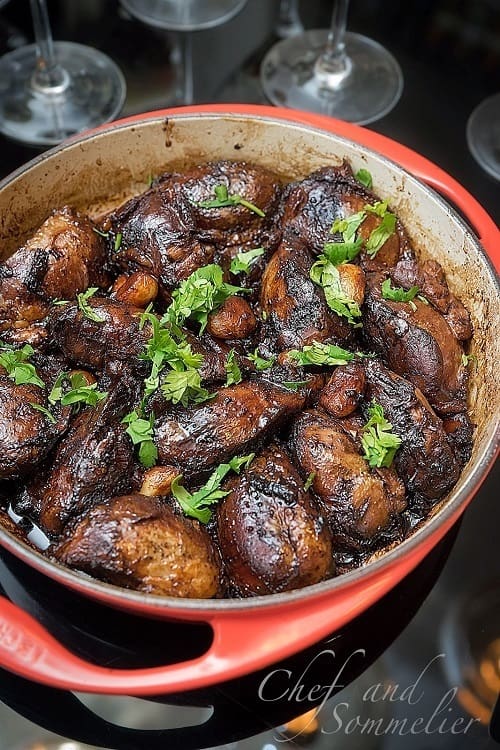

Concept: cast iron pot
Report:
left=0, top=104, right=498, bottom=696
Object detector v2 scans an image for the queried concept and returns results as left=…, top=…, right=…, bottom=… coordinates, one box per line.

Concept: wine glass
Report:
left=120, top=0, right=248, bottom=106
left=275, top=0, right=304, bottom=40
left=261, top=0, right=403, bottom=125
left=0, top=0, right=126, bottom=147
left=467, top=93, right=500, bottom=181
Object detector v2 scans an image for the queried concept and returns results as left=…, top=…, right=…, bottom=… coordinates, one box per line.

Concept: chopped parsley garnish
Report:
left=122, top=410, right=158, bottom=468
left=361, top=401, right=401, bottom=468
left=461, top=353, right=477, bottom=367
left=365, top=212, right=397, bottom=258
left=331, top=211, right=366, bottom=242
left=196, top=183, right=265, bottom=217
left=48, top=372, right=107, bottom=409
left=29, top=402, right=56, bottom=423
left=77, top=287, right=105, bottom=323
left=171, top=453, right=255, bottom=523
left=282, top=380, right=311, bottom=390
left=138, top=309, right=204, bottom=402
left=225, top=349, right=242, bottom=386
left=365, top=200, right=389, bottom=218
left=114, top=232, right=123, bottom=252
left=310, top=259, right=362, bottom=326
left=303, top=472, right=316, bottom=492
left=381, top=278, right=420, bottom=305
left=162, top=264, right=246, bottom=334
left=355, top=168, right=373, bottom=188
left=287, top=341, right=356, bottom=367
left=247, top=349, right=275, bottom=371
left=160, top=368, right=211, bottom=407
left=0, top=343, right=45, bottom=388
left=229, top=247, right=265, bottom=275
left=322, top=239, right=363, bottom=266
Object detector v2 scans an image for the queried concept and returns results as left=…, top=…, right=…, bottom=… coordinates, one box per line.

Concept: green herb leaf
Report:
left=365, top=212, right=397, bottom=258
left=29, top=402, right=56, bottom=423
left=247, top=349, right=275, bottom=371
left=282, top=380, right=311, bottom=391
left=287, top=341, right=356, bottom=367
left=229, top=247, right=265, bottom=275
left=364, top=200, right=389, bottom=218
left=171, top=453, right=255, bottom=523
left=0, top=344, right=45, bottom=388
left=310, top=259, right=362, bottom=326
left=52, top=299, right=70, bottom=306
left=122, top=410, right=158, bottom=468
left=355, top=169, right=373, bottom=188
left=114, top=232, right=123, bottom=252
left=161, top=368, right=211, bottom=407
left=322, top=238, right=363, bottom=266
left=303, top=472, right=316, bottom=492
left=77, top=287, right=105, bottom=323
left=49, top=372, right=107, bottom=408
left=381, top=278, right=420, bottom=304
left=225, top=349, right=242, bottom=387
left=196, top=184, right=265, bottom=217
left=162, top=264, right=247, bottom=334
left=331, top=211, right=366, bottom=242
left=461, top=353, right=477, bottom=367
left=361, top=401, right=401, bottom=468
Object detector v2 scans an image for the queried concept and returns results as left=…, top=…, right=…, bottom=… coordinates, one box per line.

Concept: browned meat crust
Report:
left=217, top=443, right=333, bottom=595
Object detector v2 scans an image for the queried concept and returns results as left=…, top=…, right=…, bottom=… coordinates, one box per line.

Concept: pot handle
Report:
left=0, top=576, right=389, bottom=695
left=392, top=156, right=499, bottom=256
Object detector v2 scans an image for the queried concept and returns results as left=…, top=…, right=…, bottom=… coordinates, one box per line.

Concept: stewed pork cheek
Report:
left=0, top=160, right=474, bottom=597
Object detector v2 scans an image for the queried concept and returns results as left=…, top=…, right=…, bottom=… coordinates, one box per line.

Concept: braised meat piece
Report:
left=363, top=273, right=469, bottom=412
left=0, top=207, right=108, bottom=345
left=48, top=297, right=150, bottom=372
left=106, top=181, right=214, bottom=298
left=259, top=242, right=352, bottom=355
left=319, top=361, right=366, bottom=417
left=281, top=163, right=411, bottom=269
left=217, top=443, right=333, bottom=596
left=19, top=377, right=136, bottom=536
left=55, top=494, right=221, bottom=598
left=290, top=409, right=406, bottom=550
left=0, top=374, right=69, bottom=480
left=391, top=256, right=472, bottom=340
left=363, top=359, right=462, bottom=501
left=170, top=160, right=281, bottom=233
left=154, top=379, right=305, bottom=479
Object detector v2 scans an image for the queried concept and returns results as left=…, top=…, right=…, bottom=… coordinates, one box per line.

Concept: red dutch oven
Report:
left=0, top=104, right=498, bottom=696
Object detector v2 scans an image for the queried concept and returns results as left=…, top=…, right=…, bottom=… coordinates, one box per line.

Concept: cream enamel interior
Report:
left=0, top=112, right=498, bottom=593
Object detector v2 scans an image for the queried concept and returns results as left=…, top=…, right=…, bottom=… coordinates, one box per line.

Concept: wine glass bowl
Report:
left=0, top=42, right=126, bottom=146
left=467, top=93, right=500, bottom=182
left=119, top=0, right=248, bottom=32
left=261, top=1, right=403, bottom=125
left=0, top=0, right=126, bottom=147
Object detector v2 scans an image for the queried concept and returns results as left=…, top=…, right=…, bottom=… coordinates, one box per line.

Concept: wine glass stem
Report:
left=276, top=0, right=303, bottom=38
left=179, top=31, right=194, bottom=105
left=314, top=0, right=352, bottom=90
left=30, top=0, right=68, bottom=91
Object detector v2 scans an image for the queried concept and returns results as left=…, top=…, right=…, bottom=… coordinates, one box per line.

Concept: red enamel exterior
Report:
left=0, top=104, right=498, bottom=696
